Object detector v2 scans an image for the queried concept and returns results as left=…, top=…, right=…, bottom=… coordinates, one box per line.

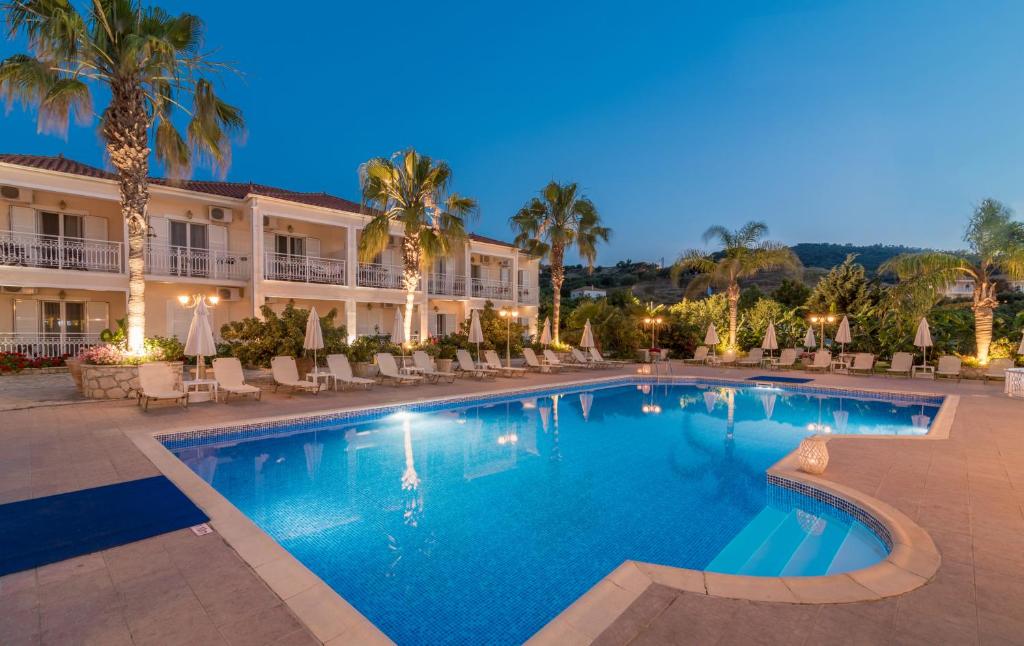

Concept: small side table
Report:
left=911, top=365, right=935, bottom=379
left=1005, top=368, right=1024, bottom=398
left=183, top=378, right=218, bottom=403
left=830, top=359, right=850, bottom=374
left=307, top=371, right=335, bottom=391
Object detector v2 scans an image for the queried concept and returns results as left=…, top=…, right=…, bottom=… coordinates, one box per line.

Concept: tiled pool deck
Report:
left=1, top=363, right=1022, bottom=644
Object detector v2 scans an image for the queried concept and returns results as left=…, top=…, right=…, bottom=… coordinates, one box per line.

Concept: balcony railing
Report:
left=0, top=333, right=100, bottom=358
left=517, top=285, right=538, bottom=304
left=0, top=232, right=122, bottom=273
left=471, top=277, right=514, bottom=301
left=146, top=244, right=250, bottom=281
left=357, top=262, right=404, bottom=289
left=264, top=252, right=346, bottom=285
left=427, top=273, right=466, bottom=296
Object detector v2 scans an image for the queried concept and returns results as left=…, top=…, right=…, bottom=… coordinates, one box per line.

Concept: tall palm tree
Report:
left=672, top=222, right=800, bottom=348
left=1, top=0, right=243, bottom=354
left=510, top=181, right=610, bottom=344
left=358, top=148, right=477, bottom=343
left=880, top=199, right=1024, bottom=364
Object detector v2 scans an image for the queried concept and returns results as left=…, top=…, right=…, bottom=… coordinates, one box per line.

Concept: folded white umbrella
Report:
left=304, top=306, right=325, bottom=373
left=468, top=309, right=484, bottom=359
left=836, top=316, right=852, bottom=354
left=762, top=322, right=778, bottom=359
left=759, top=391, right=777, bottom=420
left=914, top=317, right=932, bottom=365
left=580, top=319, right=595, bottom=349
left=539, top=317, right=552, bottom=346
left=803, top=327, right=816, bottom=350
left=184, top=299, right=216, bottom=378
left=579, top=392, right=593, bottom=421
left=704, top=323, right=720, bottom=356
left=703, top=390, right=719, bottom=414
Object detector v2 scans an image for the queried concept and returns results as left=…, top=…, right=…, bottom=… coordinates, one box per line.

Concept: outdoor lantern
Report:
left=797, top=436, right=829, bottom=475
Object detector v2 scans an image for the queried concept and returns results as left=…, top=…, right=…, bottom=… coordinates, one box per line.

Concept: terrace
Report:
left=0, top=363, right=1021, bottom=644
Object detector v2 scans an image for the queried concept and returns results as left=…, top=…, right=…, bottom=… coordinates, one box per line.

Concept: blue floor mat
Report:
left=746, top=375, right=814, bottom=384
left=0, top=476, right=208, bottom=576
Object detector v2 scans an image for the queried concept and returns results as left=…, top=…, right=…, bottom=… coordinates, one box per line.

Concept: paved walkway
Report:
left=0, top=363, right=1021, bottom=644
left=0, top=373, right=85, bottom=411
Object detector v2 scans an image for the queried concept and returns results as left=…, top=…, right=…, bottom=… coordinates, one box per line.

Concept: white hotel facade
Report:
left=0, top=154, right=540, bottom=357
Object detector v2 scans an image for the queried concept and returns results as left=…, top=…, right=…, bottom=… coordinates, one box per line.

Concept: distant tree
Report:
left=510, top=182, right=611, bottom=344
left=737, top=286, right=764, bottom=311
left=672, top=222, right=801, bottom=348
left=806, top=254, right=876, bottom=314
left=880, top=199, right=1024, bottom=363
left=773, top=279, right=812, bottom=308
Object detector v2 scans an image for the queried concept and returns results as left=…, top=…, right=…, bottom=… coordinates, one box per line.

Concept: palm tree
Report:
left=358, top=148, right=477, bottom=343
left=1, top=1, right=243, bottom=354
left=510, top=181, right=610, bottom=344
left=672, top=222, right=800, bottom=349
left=880, top=199, right=1024, bottom=364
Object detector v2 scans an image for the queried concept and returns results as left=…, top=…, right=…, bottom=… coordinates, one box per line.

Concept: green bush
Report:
left=219, top=303, right=348, bottom=367
left=458, top=301, right=526, bottom=358
left=345, top=333, right=400, bottom=363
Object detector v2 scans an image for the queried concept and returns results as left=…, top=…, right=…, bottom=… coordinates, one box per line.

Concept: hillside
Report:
left=544, top=243, right=930, bottom=303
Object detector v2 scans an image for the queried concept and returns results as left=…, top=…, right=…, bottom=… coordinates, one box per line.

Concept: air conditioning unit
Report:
left=1, top=286, right=36, bottom=294
left=0, top=186, right=31, bottom=202
left=263, top=215, right=277, bottom=229
left=209, top=206, right=234, bottom=223
left=216, top=287, right=243, bottom=302
left=388, top=235, right=402, bottom=247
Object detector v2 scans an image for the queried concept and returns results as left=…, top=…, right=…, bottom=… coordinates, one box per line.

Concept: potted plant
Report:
left=435, top=340, right=457, bottom=373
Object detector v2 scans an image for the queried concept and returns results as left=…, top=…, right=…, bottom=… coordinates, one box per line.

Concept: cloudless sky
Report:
left=3, top=0, right=1024, bottom=263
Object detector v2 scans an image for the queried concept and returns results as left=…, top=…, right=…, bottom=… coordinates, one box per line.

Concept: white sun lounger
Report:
left=804, top=350, right=832, bottom=372
left=737, top=348, right=763, bottom=367
left=848, top=353, right=875, bottom=376
left=983, top=358, right=1013, bottom=383
left=886, top=352, right=913, bottom=377
left=413, top=351, right=456, bottom=383
left=212, top=357, right=262, bottom=401
left=326, top=354, right=375, bottom=390
left=523, top=348, right=560, bottom=373
left=376, top=353, right=423, bottom=386
left=936, top=355, right=962, bottom=382
left=456, top=349, right=497, bottom=379
left=569, top=348, right=600, bottom=369
left=137, top=362, right=188, bottom=411
left=590, top=347, right=629, bottom=366
left=271, top=356, right=322, bottom=394
left=544, top=349, right=580, bottom=371
left=484, top=350, right=527, bottom=377
left=683, top=346, right=709, bottom=364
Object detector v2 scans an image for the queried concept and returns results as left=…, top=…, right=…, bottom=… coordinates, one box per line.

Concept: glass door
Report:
left=169, top=220, right=209, bottom=276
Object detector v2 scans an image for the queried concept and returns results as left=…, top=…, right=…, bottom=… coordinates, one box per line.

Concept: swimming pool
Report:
left=163, top=379, right=941, bottom=645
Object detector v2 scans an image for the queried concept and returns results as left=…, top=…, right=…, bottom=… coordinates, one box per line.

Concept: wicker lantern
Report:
left=797, top=436, right=829, bottom=475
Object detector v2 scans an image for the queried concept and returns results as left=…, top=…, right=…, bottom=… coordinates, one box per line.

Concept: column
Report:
left=346, top=226, right=357, bottom=286
left=512, top=251, right=520, bottom=305
left=250, top=198, right=264, bottom=318
left=419, top=300, right=430, bottom=341
left=346, top=298, right=357, bottom=343
left=464, top=243, right=472, bottom=298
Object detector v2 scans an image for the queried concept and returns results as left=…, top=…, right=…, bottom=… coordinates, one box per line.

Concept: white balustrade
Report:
left=264, top=252, right=346, bottom=285
left=146, top=244, right=251, bottom=281
left=427, top=273, right=466, bottom=296
left=0, top=333, right=101, bottom=358
left=357, top=262, right=404, bottom=289
left=471, top=277, right=514, bottom=300
left=0, top=232, right=122, bottom=273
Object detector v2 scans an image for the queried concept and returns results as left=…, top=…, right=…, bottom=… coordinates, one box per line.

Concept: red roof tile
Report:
left=1, top=153, right=520, bottom=248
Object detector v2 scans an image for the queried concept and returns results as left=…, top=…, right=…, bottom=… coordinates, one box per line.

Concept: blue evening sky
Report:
left=2, top=0, right=1023, bottom=264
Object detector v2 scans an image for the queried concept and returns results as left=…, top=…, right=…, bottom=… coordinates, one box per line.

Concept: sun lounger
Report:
left=568, top=348, right=601, bottom=369
left=523, top=348, right=560, bottom=373
left=457, top=349, right=497, bottom=379
left=271, top=356, right=322, bottom=394
left=683, top=346, right=709, bottom=364
left=544, top=349, right=580, bottom=371
left=737, top=348, right=763, bottom=367
left=711, top=349, right=737, bottom=367
left=376, top=353, right=423, bottom=386
left=848, top=353, right=875, bottom=376
left=804, top=350, right=832, bottom=372
left=484, top=350, right=527, bottom=377
left=212, top=357, right=262, bottom=401
left=590, top=347, right=629, bottom=366
left=413, top=351, right=457, bottom=383
left=886, top=352, right=913, bottom=377
left=983, top=358, right=1013, bottom=383
left=936, top=356, right=962, bottom=382
left=325, top=354, right=375, bottom=389
left=137, top=362, right=188, bottom=411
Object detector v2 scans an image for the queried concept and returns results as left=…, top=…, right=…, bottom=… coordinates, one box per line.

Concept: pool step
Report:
left=734, top=510, right=811, bottom=576
left=706, top=507, right=789, bottom=573
left=826, top=522, right=888, bottom=575
left=779, top=516, right=851, bottom=577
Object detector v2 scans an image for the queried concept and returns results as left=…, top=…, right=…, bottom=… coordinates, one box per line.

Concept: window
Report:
left=41, top=301, right=85, bottom=334
left=169, top=220, right=208, bottom=250
left=39, top=211, right=83, bottom=240
left=275, top=234, right=305, bottom=257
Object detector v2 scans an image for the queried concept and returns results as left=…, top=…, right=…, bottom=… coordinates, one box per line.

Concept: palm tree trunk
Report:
left=973, top=280, right=998, bottom=364
left=550, top=244, right=565, bottom=344
left=102, top=80, right=150, bottom=355
left=727, top=282, right=740, bottom=348
left=401, top=235, right=421, bottom=344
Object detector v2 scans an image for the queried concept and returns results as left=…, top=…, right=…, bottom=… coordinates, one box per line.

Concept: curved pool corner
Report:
left=529, top=452, right=941, bottom=645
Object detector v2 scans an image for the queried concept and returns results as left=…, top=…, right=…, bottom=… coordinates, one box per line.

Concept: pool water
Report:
left=167, top=382, right=940, bottom=645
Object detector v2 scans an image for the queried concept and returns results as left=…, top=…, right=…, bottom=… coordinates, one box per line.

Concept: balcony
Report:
left=264, top=252, right=346, bottom=285
left=357, top=262, right=404, bottom=289
left=427, top=273, right=466, bottom=297
left=517, top=284, right=538, bottom=304
left=0, top=232, right=122, bottom=273
left=146, top=244, right=250, bottom=281
left=0, top=333, right=100, bottom=358
left=471, top=277, right=514, bottom=301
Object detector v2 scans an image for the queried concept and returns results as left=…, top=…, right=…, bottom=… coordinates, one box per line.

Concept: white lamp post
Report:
left=499, top=307, right=519, bottom=368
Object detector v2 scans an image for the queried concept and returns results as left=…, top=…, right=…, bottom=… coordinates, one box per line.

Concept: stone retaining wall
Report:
left=81, top=362, right=183, bottom=400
